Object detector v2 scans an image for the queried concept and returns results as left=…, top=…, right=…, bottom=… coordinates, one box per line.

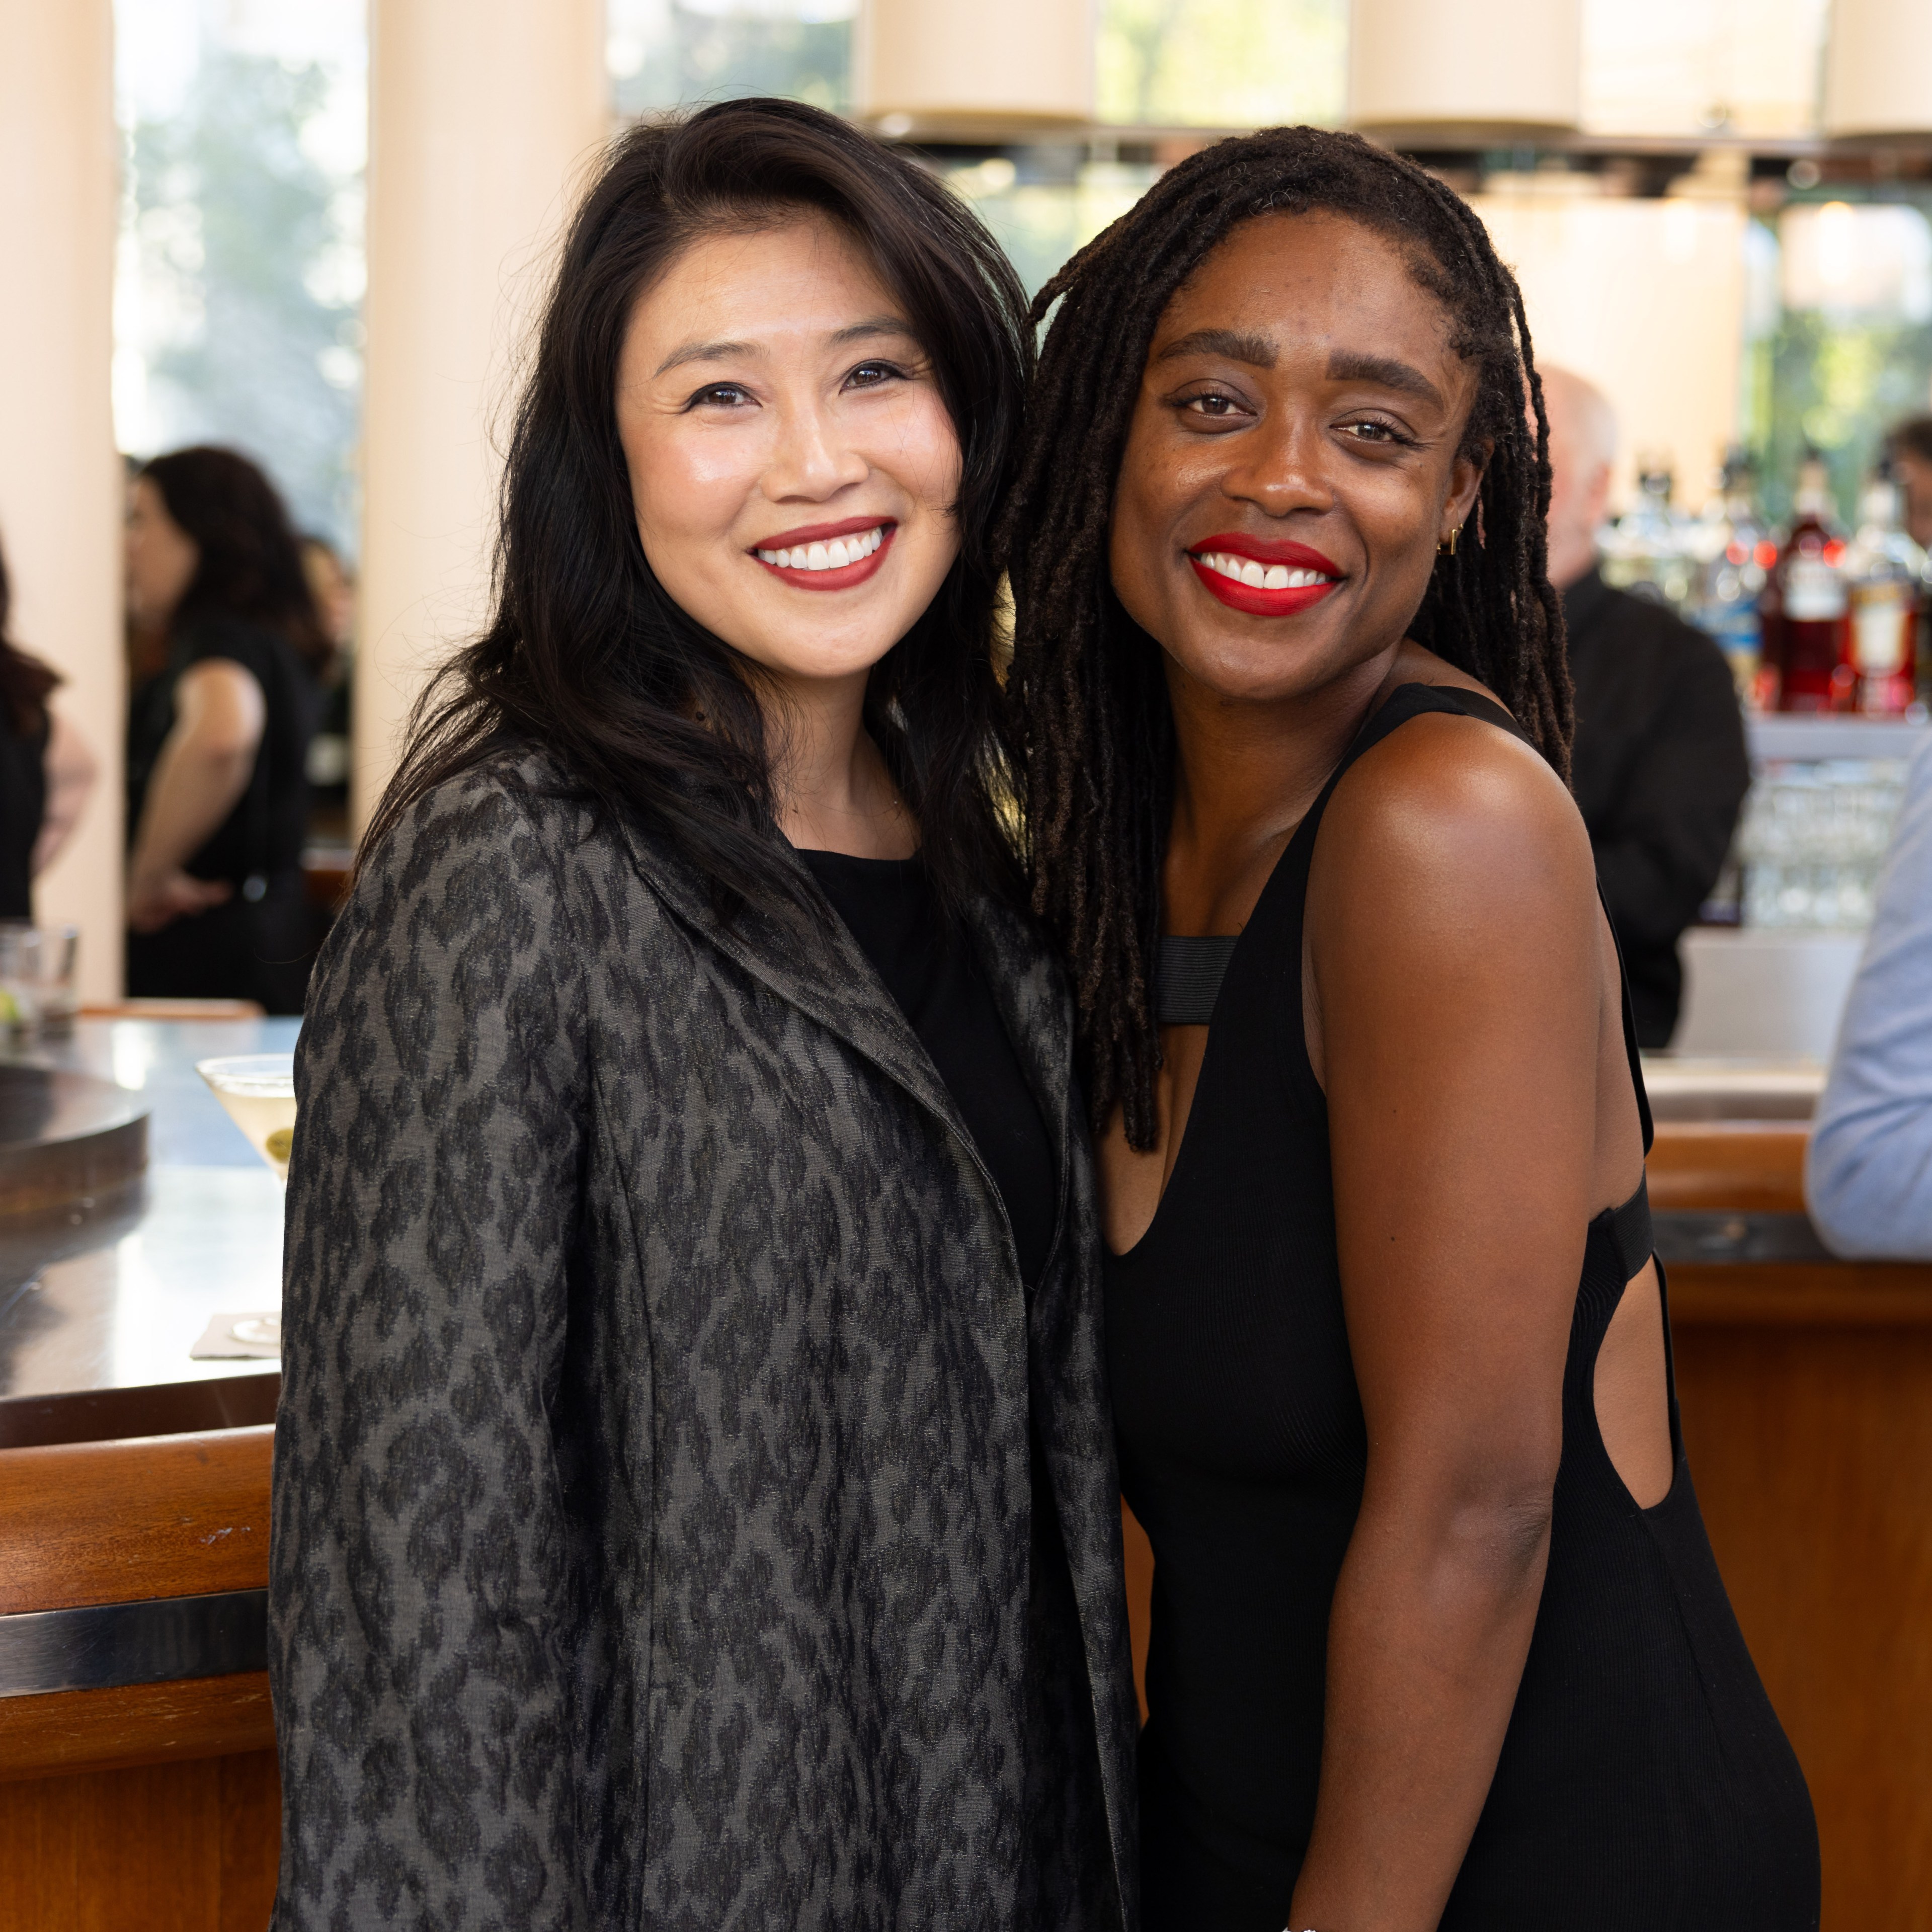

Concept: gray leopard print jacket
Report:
left=269, top=751, right=1138, bottom=1929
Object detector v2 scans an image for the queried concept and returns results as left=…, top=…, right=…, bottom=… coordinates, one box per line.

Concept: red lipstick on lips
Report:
left=752, top=515, right=896, bottom=592
left=1187, top=532, right=1342, bottom=616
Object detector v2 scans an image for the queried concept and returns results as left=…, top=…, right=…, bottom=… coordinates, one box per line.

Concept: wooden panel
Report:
left=1670, top=1259, right=1932, bottom=1326
left=1647, top=1122, right=1807, bottom=1214
left=0, top=1428, right=272, bottom=1615
left=1676, top=1323, right=1932, bottom=1932
left=0, top=1746, right=278, bottom=1931
left=0, top=1671, right=276, bottom=1783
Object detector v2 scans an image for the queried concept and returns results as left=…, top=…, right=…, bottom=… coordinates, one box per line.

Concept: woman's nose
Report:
left=764, top=397, right=869, bottom=502
left=1224, top=416, right=1334, bottom=519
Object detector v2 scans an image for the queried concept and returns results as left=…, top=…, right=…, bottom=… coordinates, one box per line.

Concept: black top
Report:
left=801, top=850, right=1057, bottom=1288
left=1563, top=568, right=1751, bottom=1047
left=0, top=713, right=46, bottom=920
left=126, top=611, right=319, bottom=886
left=1109, top=684, right=1818, bottom=1930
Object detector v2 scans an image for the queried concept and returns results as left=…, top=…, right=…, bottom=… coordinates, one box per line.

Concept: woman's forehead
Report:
left=1153, top=212, right=1467, bottom=376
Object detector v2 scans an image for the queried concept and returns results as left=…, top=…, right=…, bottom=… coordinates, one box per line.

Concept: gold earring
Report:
left=1438, top=526, right=1461, bottom=557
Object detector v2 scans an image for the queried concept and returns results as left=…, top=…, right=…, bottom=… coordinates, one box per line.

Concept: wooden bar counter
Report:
left=1, top=1020, right=293, bottom=1931
left=1122, top=1093, right=1932, bottom=1930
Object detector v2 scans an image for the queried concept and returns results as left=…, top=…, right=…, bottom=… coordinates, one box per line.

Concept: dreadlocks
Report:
left=999, top=125, right=1571, bottom=1152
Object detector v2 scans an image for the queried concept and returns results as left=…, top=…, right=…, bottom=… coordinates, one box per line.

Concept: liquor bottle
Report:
left=1759, top=452, right=1847, bottom=712
left=1600, top=456, right=1694, bottom=611
left=1839, top=467, right=1924, bottom=716
left=1688, top=448, right=1773, bottom=706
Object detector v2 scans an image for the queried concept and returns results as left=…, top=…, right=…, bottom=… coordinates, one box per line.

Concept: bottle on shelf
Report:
left=1759, top=451, right=1847, bottom=712
left=1688, top=447, right=1773, bottom=707
left=1599, top=454, right=1695, bottom=612
left=1839, top=465, right=1924, bottom=717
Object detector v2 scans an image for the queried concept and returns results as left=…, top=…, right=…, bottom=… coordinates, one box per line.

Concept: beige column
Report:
left=0, top=0, right=123, bottom=998
left=354, top=0, right=609, bottom=836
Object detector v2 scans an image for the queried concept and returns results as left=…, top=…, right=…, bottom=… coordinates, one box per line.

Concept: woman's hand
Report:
left=127, top=865, right=232, bottom=934
left=1290, top=705, right=1607, bottom=1932
left=125, top=658, right=266, bottom=930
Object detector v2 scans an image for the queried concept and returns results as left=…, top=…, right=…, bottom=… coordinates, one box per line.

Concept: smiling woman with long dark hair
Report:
left=270, top=99, right=1135, bottom=1930
left=1005, top=126, right=1816, bottom=1930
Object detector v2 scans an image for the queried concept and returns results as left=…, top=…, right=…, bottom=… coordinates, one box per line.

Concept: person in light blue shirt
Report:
left=1808, top=735, right=1932, bottom=1259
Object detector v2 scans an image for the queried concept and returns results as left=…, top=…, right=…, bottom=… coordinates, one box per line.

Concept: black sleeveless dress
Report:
left=1107, top=683, right=1819, bottom=1929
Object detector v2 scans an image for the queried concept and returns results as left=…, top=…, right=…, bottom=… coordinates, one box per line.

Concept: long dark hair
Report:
left=139, top=446, right=333, bottom=674
left=0, top=532, right=61, bottom=739
left=366, top=97, right=1033, bottom=922
left=1000, top=126, right=1569, bottom=1149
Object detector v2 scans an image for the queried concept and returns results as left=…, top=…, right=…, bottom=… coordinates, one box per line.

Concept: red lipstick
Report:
left=751, top=516, right=896, bottom=593
left=1187, top=532, right=1343, bottom=617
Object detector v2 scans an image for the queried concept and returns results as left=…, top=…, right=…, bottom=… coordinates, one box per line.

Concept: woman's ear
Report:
left=1443, top=437, right=1492, bottom=544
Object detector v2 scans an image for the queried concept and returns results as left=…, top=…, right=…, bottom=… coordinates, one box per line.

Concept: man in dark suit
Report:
left=1543, top=366, right=1751, bottom=1049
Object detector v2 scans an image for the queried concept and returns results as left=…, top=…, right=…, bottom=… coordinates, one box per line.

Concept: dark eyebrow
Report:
left=1154, top=328, right=1277, bottom=368
left=654, top=339, right=753, bottom=377
left=1326, top=350, right=1442, bottom=407
left=831, top=315, right=918, bottom=346
left=655, top=316, right=917, bottom=378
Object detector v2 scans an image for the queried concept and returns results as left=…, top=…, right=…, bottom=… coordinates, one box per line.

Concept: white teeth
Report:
left=1195, top=549, right=1332, bottom=592
left=757, top=526, right=886, bottom=571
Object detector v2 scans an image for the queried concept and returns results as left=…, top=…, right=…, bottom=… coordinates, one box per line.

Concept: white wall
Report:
left=0, top=0, right=123, bottom=999
left=1474, top=178, right=1749, bottom=513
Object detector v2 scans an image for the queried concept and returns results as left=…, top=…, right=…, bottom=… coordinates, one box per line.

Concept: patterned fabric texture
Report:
left=269, top=752, right=1138, bottom=1930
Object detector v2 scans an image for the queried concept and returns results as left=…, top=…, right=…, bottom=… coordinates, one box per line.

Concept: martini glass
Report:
left=195, top=1052, right=296, bottom=1352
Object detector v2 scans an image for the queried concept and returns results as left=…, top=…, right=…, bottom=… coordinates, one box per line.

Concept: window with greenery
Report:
left=1096, top=0, right=1344, bottom=128
left=1745, top=192, right=1932, bottom=526
left=607, top=0, right=855, bottom=118
left=114, top=0, right=365, bottom=549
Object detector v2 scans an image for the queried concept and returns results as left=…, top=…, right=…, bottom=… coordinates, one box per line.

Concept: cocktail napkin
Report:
left=191, top=1312, right=282, bottom=1359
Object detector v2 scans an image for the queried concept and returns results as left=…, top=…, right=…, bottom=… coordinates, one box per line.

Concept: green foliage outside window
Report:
left=1097, top=0, right=1344, bottom=128
left=124, top=49, right=362, bottom=547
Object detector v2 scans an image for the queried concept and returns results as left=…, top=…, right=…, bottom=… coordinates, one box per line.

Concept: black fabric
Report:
left=802, top=848, right=1058, bottom=1289
left=0, top=714, right=46, bottom=920
left=1108, top=682, right=1819, bottom=1929
left=126, top=611, right=319, bottom=890
left=1154, top=935, right=1240, bottom=1026
left=1563, top=568, right=1751, bottom=1048
left=124, top=872, right=313, bottom=1016
left=126, top=612, right=320, bottom=1012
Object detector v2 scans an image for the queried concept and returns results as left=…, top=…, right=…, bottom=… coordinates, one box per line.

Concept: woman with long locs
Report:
left=1003, top=127, right=1818, bottom=1929
left=270, top=100, right=1136, bottom=1928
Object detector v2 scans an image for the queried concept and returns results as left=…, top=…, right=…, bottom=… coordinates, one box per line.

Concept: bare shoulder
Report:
left=1311, top=706, right=1595, bottom=951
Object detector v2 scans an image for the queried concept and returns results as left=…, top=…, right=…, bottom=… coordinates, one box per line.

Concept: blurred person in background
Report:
left=124, top=446, right=327, bottom=1013
left=1807, top=732, right=1932, bottom=1259
left=297, top=535, right=354, bottom=840
left=0, top=531, right=97, bottom=918
left=1543, top=365, right=1749, bottom=1048
left=1885, top=415, right=1932, bottom=550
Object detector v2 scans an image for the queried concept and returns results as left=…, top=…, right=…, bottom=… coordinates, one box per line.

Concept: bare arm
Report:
left=1291, top=715, right=1604, bottom=1930
left=31, top=711, right=98, bottom=875
left=127, top=659, right=266, bottom=933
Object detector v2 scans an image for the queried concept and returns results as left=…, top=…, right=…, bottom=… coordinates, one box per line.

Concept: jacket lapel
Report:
left=614, top=813, right=1004, bottom=1203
